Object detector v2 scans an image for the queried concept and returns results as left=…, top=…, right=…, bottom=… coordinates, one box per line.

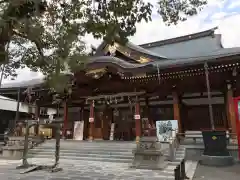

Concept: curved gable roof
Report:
left=94, top=36, right=167, bottom=61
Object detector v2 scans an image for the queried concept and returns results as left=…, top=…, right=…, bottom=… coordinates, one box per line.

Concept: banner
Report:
left=156, top=120, right=178, bottom=142
left=73, top=121, right=84, bottom=140
left=109, top=123, right=115, bottom=140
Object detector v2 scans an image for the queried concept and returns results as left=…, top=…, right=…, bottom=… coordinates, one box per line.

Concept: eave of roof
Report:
left=140, top=27, right=218, bottom=48
left=86, top=56, right=154, bottom=73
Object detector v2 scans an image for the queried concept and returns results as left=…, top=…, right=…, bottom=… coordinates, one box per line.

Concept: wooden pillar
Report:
left=88, top=100, right=95, bottom=141
left=134, top=100, right=141, bottom=143
left=100, top=111, right=104, bottom=140
left=63, top=101, right=68, bottom=138
left=172, top=91, right=182, bottom=133
left=224, top=93, right=230, bottom=129
left=226, top=84, right=236, bottom=134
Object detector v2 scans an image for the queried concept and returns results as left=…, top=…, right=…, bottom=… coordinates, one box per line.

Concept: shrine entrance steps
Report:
left=24, top=140, right=199, bottom=180
left=28, top=140, right=136, bottom=163
left=28, top=140, right=185, bottom=164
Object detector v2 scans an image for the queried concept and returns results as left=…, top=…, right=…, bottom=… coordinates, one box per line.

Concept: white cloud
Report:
left=129, top=0, right=240, bottom=48
left=219, top=14, right=240, bottom=47
left=228, top=1, right=240, bottom=9
left=2, top=68, right=43, bottom=84
left=2, top=0, right=240, bottom=84
left=211, top=12, right=227, bottom=20
left=83, top=0, right=240, bottom=48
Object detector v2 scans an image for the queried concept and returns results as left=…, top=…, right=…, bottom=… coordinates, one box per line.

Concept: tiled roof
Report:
left=140, top=27, right=217, bottom=48
left=152, top=47, right=240, bottom=69
left=126, top=41, right=167, bottom=60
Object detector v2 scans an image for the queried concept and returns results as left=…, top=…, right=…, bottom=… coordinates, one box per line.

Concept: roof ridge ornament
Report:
left=108, top=43, right=117, bottom=56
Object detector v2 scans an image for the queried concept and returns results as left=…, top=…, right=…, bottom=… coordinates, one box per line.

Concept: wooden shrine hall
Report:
left=1, top=27, right=240, bottom=141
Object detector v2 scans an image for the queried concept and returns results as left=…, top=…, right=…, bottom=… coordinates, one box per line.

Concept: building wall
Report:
left=0, top=95, right=56, bottom=115
left=144, top=35, right=222, bottom=58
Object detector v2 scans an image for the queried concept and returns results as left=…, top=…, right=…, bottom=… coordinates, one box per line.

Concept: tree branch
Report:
left=12, top=29, right=44, bottom=57
left=0, top=0, right=8, bottom=4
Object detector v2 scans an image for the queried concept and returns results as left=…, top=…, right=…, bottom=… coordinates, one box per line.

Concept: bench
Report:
left=185, top=131, right=203, bottom=143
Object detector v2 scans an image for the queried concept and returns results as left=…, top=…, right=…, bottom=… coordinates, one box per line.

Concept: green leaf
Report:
left=0, top=0, right=208, bottom=93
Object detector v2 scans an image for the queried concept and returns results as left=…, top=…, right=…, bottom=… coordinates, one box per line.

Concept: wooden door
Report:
left=102, top=108, right=112, bottom=140
left=94, top=111, right=103, bottom=139
left=185, top=105, right=226, bottom=130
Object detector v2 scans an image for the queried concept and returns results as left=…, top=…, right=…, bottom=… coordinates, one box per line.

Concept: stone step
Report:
left=36, top=142, right=136, bottom=149
left=43, top=140, right=136, bottom=146
left=29, top=148, right=183, bottom=159
left=34, top=145, right=134, bottom=152
left=28, top=141, right=136, bottom=163
left=30, top=148, right=132, bottom=155
left=29, top=151, right=133, bottom=159
left=29, top=140, right=185, bottom=165
left=28, top=154, right=133, bottom=163
left=40, top=144, right=137, bottom=148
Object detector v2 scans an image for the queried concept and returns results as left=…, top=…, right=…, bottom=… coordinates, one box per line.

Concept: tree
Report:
left=0, top=0, right=207, bottom=92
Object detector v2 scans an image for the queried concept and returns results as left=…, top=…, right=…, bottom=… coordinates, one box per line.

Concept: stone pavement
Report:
left=193, top=163, right=240, bottom=180
left=0, top=158, right=198, bottom=180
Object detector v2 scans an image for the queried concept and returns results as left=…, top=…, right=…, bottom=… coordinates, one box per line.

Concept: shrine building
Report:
left=1, top=27, right=240, bottom=141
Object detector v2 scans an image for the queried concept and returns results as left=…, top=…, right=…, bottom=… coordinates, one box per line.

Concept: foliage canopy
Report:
left=0, top=0, right=207, bottom=92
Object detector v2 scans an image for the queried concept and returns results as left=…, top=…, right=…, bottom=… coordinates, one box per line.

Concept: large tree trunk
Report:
left=0, top=25, right=12, bottom=63
left=0, top=4, right=14, bottom=64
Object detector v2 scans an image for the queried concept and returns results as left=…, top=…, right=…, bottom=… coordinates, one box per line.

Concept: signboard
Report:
left=134, top=114, right=140, bottom=120
left=109, top=123, right=115, bottom=141
left=73, top=121, right=84, bottom=140
left=156, top=120, right=178, bottom=142
left=89, top=117, right=94, bottom=123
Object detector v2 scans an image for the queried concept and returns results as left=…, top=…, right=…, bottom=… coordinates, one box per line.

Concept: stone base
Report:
left=2, top=147, right=24, bottom=159
left=200, top=155, right=234, bottom=166
left=131, top=136, right=168, bottom=170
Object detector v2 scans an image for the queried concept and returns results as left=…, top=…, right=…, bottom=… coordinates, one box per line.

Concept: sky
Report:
left=2, top=0, right=240, bottom=84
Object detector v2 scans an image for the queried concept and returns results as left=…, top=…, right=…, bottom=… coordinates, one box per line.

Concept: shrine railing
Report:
left=176, top=130, right=233, bottom=144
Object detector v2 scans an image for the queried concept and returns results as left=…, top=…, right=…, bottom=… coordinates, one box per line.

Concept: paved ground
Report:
left=0, top=158, right=197, bottom=180
left=1, top=159, right=239, bottom=180
left=193, top=163, right=240, bottom=180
